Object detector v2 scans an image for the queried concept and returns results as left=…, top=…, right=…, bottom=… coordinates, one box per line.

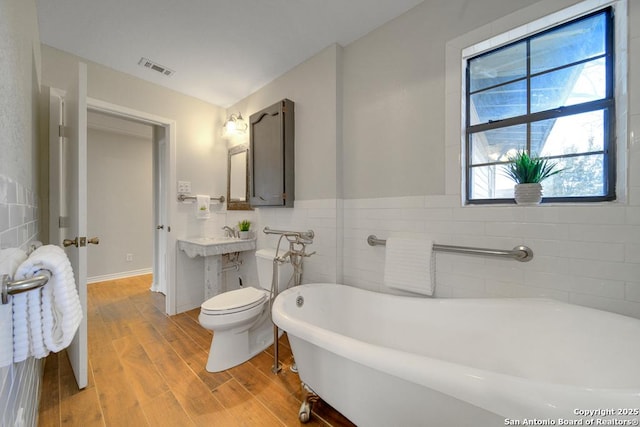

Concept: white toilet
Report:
left=198, top=248, right=293, bottom=372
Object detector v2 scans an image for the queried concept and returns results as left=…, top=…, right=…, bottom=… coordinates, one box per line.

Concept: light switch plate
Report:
left=177, top=180, right=191, bottom=194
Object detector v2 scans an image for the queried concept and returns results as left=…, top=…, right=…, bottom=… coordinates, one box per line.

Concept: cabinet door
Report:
left=249, top=99, right=294, bottom=207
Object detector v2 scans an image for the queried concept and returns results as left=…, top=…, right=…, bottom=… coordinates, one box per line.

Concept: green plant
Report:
left=503, top=151, right=564, bottom=184
left=238, top=219, right=251, bottom=232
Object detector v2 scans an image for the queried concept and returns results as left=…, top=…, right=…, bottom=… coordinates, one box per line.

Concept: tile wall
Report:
left=0, top=174, right=42, bottom=427
left=343, top=196, right=640, bottom=319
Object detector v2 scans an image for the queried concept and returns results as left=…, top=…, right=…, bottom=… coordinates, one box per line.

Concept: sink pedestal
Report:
left=176, top=237, right=256, bottom=313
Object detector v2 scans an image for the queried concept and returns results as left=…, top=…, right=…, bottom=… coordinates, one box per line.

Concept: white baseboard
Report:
left=87, top=268, right=152, bottom=284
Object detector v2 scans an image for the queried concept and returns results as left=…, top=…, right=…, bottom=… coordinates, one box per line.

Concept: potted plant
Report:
left=504, top=151, right=563, bottom=205
left=238, top=219, right=252, bottom=239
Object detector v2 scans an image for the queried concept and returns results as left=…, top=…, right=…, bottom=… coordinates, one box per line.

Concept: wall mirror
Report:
left=227, top=144, right=252, bottom=210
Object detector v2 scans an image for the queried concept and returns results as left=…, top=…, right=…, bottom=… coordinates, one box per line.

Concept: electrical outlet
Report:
left=126, top=253, right=133, bottom=262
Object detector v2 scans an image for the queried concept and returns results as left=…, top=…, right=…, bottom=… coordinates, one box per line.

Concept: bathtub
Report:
left=272, top=283, right=640, bottom=426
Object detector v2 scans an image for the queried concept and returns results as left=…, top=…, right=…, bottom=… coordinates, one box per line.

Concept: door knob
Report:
left=156, top=225, right=164, bottom=230
left=63, top=237, right=78, bottom=248
left=87, top=237, right=99, bottom=245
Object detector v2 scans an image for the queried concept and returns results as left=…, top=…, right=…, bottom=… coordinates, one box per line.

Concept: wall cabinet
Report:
left=249, top=98, right=294, bottom=207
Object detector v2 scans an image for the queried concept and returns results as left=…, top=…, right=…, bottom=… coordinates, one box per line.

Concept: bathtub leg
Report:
left=298, top=382, right=319, bottom=424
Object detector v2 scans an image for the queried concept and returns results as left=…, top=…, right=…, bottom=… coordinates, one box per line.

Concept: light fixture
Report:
left=224, top=112, right=248, bottom=135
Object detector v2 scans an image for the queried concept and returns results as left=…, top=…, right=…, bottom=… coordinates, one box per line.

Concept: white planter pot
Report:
left=238, top=231, right=251, bottom=239
left=514, top=183, right=542, bottom=205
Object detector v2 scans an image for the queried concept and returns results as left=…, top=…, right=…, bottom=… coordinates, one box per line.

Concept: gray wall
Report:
left=0, top=0, right=44, bottom=425
left=342, top=0, right=541, bottom=199
left=87, top=112, right=153, bottom=280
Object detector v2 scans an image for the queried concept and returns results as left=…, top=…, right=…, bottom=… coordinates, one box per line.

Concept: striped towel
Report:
left=383, top=237, right=435, bottom=296
left=13, top=245, right=82, bottom=362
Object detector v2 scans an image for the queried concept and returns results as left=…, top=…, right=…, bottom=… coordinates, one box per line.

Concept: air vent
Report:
left=138, top=57, right=175, bottom=77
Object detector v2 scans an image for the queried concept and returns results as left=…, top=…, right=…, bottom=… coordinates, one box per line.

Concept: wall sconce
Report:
left=223, top=112, right=248, bottom=135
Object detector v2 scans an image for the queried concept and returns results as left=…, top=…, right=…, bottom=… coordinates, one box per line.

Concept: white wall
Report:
left=39, top=45, right=231, bottom=311
left=39, top=45, right=229, bottom=244
left=342, top=0, right=536, bottom=199
left=340, top=0, right=640, bottom=318
left=35, top=0, right=640, bottom=322
left=218, top=0, right=640, bottom=320
left=0, top=0, right=44, bottom=425
left=87, top=112, right=153, bottom=281
left=223, top=44, right=344, bottom=286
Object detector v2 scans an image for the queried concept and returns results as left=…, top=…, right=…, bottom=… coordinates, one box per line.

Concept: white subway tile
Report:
left=426, top=220, right=485, bottom=236
left=563, top=241, right=625, bottom=262
left=626, top=243, right=640, bottom=264
left=627, top=207, right=640, bottom=225
left=569, top=258, right=640, bottom=283
left=437, top=271, right=486, bottom=293
left=569, top=224, right=640, bottom=243
left=455, top=206, right=525, bottom=222
left=625, top=282, right=640, bottom=302
left=362, top=208, right=404, bottom=220
left=629, top=187, right=640, bottom=206
left=569, top=293, right=640, bottom=319
left=485, top=280, right=569, bottom=301
left=0, top=205, right=8, bottom=232
left=344, top=196, right=424, bottom=209
left=424, top=195, right=460, bottom=208
left=568, top=277, right=626, bottom=300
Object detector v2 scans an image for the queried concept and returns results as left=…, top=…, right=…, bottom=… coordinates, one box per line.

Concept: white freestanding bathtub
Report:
left=272, top=283, right=640, bottom=426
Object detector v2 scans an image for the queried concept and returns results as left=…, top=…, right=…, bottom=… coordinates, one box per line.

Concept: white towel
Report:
left=383, top=237, right=435, bottom=296
left=13, top=245, right=82, bottom=362
left=196, top=194, right=211, bottom=219
left=0, top=248, right=28, bottom=367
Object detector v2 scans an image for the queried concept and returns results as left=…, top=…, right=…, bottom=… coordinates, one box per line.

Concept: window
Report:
left=465, top=8, right=615, bottom=204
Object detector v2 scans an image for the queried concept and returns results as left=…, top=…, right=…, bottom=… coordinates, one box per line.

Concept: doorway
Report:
left=86, top=98, right=177, bottom=314
left=86, top=111, right=154, bottom=284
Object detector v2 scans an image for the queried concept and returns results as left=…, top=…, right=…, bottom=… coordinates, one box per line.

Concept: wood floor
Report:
left=37, top=275, right=355, bottom=427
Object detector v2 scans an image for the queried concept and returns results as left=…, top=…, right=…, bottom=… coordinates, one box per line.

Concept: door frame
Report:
left=86, top=98, right=177, bottom=315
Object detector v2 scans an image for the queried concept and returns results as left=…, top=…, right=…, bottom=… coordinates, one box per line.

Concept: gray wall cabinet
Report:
left=249, top=98, right=295, bottom=207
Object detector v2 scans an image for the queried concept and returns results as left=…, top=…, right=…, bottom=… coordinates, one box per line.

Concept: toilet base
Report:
left=205, top=321, right=284, bottom=372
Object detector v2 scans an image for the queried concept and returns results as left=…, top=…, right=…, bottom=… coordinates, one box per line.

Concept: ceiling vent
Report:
left=138, top=57, right=175, bottom=77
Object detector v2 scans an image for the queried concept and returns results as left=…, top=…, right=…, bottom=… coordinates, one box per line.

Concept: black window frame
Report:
left=465, top=7, right=616, bottom=205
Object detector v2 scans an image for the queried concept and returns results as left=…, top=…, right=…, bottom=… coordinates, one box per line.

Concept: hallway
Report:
left=37, top=275, right=353, bottom=426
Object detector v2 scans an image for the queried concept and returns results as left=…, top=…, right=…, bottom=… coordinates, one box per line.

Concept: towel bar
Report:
left=367, top=235, right=534, bottom=262
left=177, top=194, right=225, bottom=203
left=1, top=272, right=50, bottom=304
left=263, top=227, right=315, bottom=241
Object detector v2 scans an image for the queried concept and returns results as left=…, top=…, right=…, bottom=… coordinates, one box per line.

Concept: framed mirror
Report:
left=227, top=144, right=252, bottom=210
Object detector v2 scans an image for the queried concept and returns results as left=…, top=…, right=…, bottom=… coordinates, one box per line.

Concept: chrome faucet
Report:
left=222, top=226, right=237, bottom=238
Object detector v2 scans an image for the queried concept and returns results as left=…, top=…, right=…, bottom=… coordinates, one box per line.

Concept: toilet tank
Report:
left=255, top=248, right=293, bottom=291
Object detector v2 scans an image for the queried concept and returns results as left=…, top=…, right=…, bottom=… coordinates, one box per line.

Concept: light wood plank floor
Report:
left=38, top=275, right=355, bottom=427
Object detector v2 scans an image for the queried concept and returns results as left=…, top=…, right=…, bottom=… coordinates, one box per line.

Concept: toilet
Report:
left=198, top=248, right=293, bottom=372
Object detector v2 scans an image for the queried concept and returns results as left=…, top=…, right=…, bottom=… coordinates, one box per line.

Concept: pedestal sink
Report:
left=177, top=237, right=256, bottom=310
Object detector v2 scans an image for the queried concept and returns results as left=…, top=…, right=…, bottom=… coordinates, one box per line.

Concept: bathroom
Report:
left=2, top=0, right=640, bottom=425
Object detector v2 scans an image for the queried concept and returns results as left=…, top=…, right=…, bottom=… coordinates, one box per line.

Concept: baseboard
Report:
left=87, top=268, right=152, bottom=284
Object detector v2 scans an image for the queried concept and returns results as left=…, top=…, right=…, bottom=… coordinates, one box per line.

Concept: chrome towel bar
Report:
left=177, top=194, right=225, bottom=203
left=367, top=235, right=534, bottom=262
left=263, top=227, right=315, bottom=241
left=1, top=272, right=50, bottom=304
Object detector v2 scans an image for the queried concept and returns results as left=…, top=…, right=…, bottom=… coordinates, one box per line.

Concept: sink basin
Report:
left=178, top=236, right=256, bottom=258
left=186, top=237, right=239, bottom=245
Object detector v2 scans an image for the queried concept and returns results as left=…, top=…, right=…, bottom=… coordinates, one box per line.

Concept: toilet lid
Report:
left=201, top=287, right=267, bottom=314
